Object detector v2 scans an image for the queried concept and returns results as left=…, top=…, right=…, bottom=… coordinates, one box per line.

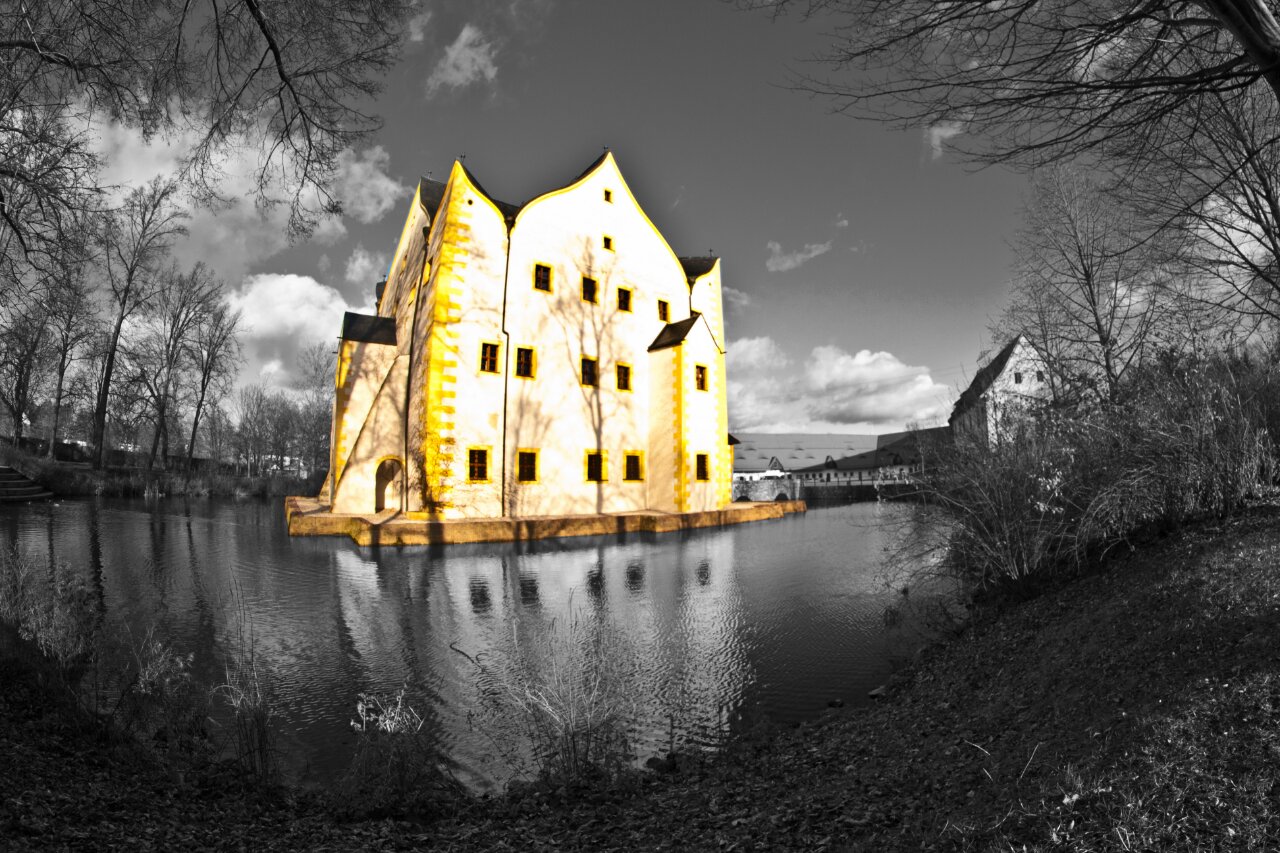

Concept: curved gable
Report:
left=510, top=152, right=688, bottom=284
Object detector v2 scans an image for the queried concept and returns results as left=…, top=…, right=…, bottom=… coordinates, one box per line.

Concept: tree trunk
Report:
left=1205, top=0, right=1280, bottom=105
left=91, top=311, right=126, bottom=470
left=186, top=380, right=209, bottom=475
left=47, top=363, right=68, bottom=459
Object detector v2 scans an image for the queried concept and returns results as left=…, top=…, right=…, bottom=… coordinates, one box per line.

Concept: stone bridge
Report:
left=732, top=476, right=803, bottom=503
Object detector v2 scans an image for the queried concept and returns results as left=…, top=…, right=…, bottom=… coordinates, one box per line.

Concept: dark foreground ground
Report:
left=5, top=506, right=1280, bottom=851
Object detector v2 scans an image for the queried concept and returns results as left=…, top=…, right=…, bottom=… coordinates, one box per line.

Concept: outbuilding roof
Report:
left=341, top=313, right=396, bottom=345
left=648, top=313, right=703, bottom=352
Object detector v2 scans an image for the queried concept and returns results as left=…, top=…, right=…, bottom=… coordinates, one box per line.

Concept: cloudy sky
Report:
left=98, top=0, right=1028, bottom=433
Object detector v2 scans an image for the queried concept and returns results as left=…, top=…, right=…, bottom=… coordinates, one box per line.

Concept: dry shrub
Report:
left=335, top=687, right=462, bottom=817
left=210, top=587, right=277, bottom=784
left=462, top=608, right=636, bottom=787
left=0, top=546, right=97, bottom=682
left=918, top=354, right=1275, bottom=597
left=108, top=627, right=212, bottom=770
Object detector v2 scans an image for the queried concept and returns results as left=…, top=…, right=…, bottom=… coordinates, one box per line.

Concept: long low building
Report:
left=732, top=429, right=950, bottom=483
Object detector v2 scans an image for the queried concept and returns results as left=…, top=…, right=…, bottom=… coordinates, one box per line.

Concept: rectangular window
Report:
left=515, top=346, right=535, bottom=379
left=581, top=275, right=598, bottom=303
left=624, top=452, right=644, bottom=482
left=586, top=451, right=607, bottom=482
left=480, top=342, right=500, bottom=374
left=617, top=287, right=632, bottom=312
left=658, top=299, right=669, bottom=322
left=695, top=453, right=710, bottom=481
left=1014, top=372, right=1023, bottom=384
left=533, top=263, right=552, bottom=292
left=604, top=189, right=613, bottom=202
left=581, top=356, right=598, bottom=387
left=603, top=235, right=614, bottom=251
left=468, top=448, right=489, bottom=482
left=1036, top=370, right=1045, bottom=382
left=616, top=363, right=631, bottom=391
left=695, top=364, right=708, bottom=391
left=517, top=450, right=538, bottom=483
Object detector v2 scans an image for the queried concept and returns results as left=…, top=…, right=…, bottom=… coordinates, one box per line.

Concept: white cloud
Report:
left=426, top=25, right=499, bottom=95
left=727, top=344, right=953, bottom=432
left=331, top=146, right=405, bottom=225
left=722, top=285, right=751, bottom=312
left=925, top=121, right=965, bottom=161
left=89, top=119, right=348, bottom=279
left=835, top=213, right=849, bottom=229
left=407, top=9, right=433, bottom=42
left=227, top=273, right=372, bottom=391
left=727, top=336, right=789, bottom=371
left=765, top=239, right=832, bottom=273
left=92, top=118, right=200, bottom=195
left=344, top=245, right=390, bottom=288
left=317, top=254, right=331, bottom=274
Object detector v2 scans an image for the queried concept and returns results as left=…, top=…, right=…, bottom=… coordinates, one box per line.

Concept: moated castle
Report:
left=322, top=151, right=733, bottom=519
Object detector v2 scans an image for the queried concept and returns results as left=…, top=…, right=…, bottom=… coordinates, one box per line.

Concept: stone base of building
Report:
left=284, top=496, right=806, bottom=546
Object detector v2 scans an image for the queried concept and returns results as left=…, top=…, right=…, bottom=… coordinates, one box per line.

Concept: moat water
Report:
left=0, top=497, right=943, bottom=791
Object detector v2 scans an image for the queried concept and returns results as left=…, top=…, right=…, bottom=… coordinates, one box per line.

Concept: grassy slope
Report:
left=5, top=506, right=1280, bottom=850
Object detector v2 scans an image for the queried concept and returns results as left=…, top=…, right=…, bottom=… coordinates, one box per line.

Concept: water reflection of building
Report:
left=339, top=531, right=756, bottom=769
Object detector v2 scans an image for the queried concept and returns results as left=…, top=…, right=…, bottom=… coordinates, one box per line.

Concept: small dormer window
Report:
left=1014, top=372, right=1023, bottom=384
left=603, top=235, right=614, bottom=251
left=604, top=189, right=613, bottom=202
left=1036, top=370, right=1044, bottom=382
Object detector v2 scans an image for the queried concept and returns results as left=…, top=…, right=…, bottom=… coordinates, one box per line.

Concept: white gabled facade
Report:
left=950, top=335, right=1054, bottom=447
left=324, top=152, right=734, bottom=519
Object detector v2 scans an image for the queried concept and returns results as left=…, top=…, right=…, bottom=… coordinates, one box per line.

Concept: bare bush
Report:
left=461, top=609, right=636, bottom=787
left=917, top=354, right=1275, bottom=597
left=0, top=547, right=97, bottom=681
left=336, top=687, right=461, bottom=817
left=211, top=591, right=277, bottom=784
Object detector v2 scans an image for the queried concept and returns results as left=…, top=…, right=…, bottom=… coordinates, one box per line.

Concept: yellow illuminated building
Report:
left=322, top=152, right=734, bottom=520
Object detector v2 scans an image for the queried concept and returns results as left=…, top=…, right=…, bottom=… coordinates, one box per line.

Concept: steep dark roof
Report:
left=418, top=170, right=523, bottom=221
left=727, top=433, right=741, bottom=446
left=648, top=313, right=702, bottom=352
left=341, top=313, right=396, bottom=345
left=949, top=335, right=1024, bottom=422
left=459, top=163, right=522, bottom=219
left=679, top=256, right=717, bottom=281
left=418, top=178, right=448, bottom=218
left=375, top=279, right=387, bottom=305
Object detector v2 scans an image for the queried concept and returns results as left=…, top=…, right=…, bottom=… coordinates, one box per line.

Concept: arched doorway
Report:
left=374, top=458, right=403, bottom=512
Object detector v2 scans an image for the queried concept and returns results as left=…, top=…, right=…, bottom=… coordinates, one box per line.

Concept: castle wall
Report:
left=501, top=157, right=687, bottom=517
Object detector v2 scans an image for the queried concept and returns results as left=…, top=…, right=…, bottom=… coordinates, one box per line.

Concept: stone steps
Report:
left=0, top=466, right=55, bottom=503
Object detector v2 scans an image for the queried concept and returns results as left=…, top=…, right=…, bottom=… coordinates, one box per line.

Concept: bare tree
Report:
left=0, top=288, right=51, bottom=444
left=235, top=384, right=271, bottom=475
left=1117, top=84, right=1280, bottom=322
left=997, top=167, right=1165, bottom=398
left=90, top=178, right=187, bottom=468
left=43, top=249, right=100, bottom=456
left=125, top=262, right=223, bottom=468
left=295, top=340, right=335, bottom=474
left=1, top=0, right=412, bottom=265
left=184, top=300, right=242, bottom=473
left=747, top=1, right=1280, bottom=168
